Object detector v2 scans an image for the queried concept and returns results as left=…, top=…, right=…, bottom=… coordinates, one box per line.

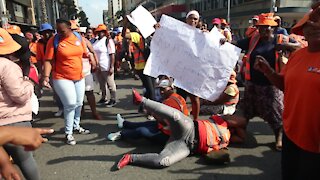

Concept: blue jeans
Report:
left=53, top=79, right=85, bottom=135
left=121, top=121, right=169, bottom=144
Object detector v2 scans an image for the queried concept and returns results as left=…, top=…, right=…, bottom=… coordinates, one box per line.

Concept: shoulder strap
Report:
left=73, top=31, right=82, bottom=42
left=247, top=34, right=260, bottom=56
left=105, top=36, right=110, bottom=47
left=53, top=34, right=60, bottom=51
left=208, top=116, right=226, bottom=148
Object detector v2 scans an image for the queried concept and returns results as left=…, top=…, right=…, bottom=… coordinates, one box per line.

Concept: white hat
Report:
left=186, top=10, right=200, bottom=19
left=156, top=78, right=174, bottom=89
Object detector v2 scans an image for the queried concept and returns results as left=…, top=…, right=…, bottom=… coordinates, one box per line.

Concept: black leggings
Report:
left=3, top=121, right=40, bottom=180
left=136, top=70, right=155, bottom=100
left=282, top=132, right=320, bottom=180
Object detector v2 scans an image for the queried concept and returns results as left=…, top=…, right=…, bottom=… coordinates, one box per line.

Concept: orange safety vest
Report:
left=132, top=36, right=146, bottom=70
left=224, top=84, right=240, bottom=105
left=203, top=115, right=230, bottom=152
left=242, top=34, right=287, bottom=81
left=158, top=93, right=189, bottom=135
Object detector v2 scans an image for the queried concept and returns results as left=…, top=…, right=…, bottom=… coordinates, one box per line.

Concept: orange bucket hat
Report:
left=256, top=13, right=278, bottom=26
left=95, top=24, right=108, bottom=32
left=6, top=25, right=22, bottom=35
left=220, top=19, right=228, bottom=25
left=291, top=11, right=311, bottom=36
left=0, top=28, right=21, bottom=55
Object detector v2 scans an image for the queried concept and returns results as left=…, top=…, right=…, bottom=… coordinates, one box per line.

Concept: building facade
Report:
left=0, top=0, right=37, bottom=30
left=189, top=0, right=312, bottom=36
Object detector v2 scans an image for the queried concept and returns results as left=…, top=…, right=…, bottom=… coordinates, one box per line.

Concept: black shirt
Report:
left=237, top=37, right=278, bottom=86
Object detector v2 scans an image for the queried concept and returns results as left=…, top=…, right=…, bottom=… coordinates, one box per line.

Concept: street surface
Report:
left=32, top=76, right=281, bottom=180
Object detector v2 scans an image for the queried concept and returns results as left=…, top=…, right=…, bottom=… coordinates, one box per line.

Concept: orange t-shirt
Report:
left=45, top=34, right=86, bottom=80
left=115, top=34, right=123, bottom=52
left=29, top=42, right=37, bottom=63
left=36, top=42, right=45, bottom=62
left=163, top=93, right=189, bottom=116
left=281, top=47, right=320, bottom=153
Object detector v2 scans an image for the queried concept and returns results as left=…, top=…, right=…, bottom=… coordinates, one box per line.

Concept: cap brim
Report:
left=256, top=21, right=278, bottom=26
left=291, top=12, right=310, bottom=36
left=0, top=40, right=21, bottom=55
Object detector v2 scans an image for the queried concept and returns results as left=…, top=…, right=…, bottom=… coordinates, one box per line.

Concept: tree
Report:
left=40, top=0, right=48, bottom=23
left=78, top=11, right=90, bottom=27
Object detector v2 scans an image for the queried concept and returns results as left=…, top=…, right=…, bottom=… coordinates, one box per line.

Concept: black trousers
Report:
left=136, top=70, right=155, bottom=100
left=282, top=132, right=320, bottom=180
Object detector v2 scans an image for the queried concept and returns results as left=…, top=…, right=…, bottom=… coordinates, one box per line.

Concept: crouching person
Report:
left=200, top=70, right=239, bottom=115
left=108, top=76, right=189, bottom=144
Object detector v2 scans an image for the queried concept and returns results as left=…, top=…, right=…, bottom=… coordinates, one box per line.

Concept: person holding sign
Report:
left=175, top=10, right=201, bottom=121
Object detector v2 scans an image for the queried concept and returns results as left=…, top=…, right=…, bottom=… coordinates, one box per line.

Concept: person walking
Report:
left=43, top=19, right=90, bottom=145
left=93, top=24, right=117, bottom=107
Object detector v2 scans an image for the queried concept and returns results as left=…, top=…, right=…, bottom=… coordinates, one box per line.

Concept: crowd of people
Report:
left=0, top=1, right=319, bottom=180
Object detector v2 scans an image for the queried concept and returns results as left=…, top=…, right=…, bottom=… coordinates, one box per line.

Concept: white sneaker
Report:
left=147, top=115, right=155, bottom=121
left=107, top=131, right=121, bottom=141
left=54, top=109, right=63, bottom=117
left=117, top=114, right=125, bottom=128
left=74, top=127, right=90, bottom=134
left=66, top=134, right=76, bottom=145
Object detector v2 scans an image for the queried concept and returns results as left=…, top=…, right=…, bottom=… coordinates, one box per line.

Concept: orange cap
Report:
left=0, top=28, right=21, bottom=55
left=6, top=25, right=22, bottom=35
left=220, top=19, right=228, bottom=25
left=256, top=13, right=278, bottom=26
left=95, top=24, right=108, bottom=32
left=291, top=11, right=310, bottom=36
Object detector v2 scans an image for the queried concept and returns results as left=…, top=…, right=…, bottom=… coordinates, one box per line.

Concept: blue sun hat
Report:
left=39, top=23, right=54, bottom=32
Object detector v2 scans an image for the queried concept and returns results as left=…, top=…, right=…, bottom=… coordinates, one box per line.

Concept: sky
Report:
left=78, top=0, right=108, bottom=27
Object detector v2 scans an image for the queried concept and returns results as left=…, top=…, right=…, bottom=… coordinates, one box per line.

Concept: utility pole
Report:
left=111, top=0, right=114, bottom=27
left=227, top=0, right=230, bottom=23
left=270, top=0, right=277, bottom=12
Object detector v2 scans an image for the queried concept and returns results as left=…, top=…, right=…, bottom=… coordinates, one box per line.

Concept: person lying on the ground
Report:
left=0, top=126, right=54, bottom=180
left=107, top=76, right=189, bottom=144
left=115, top=89, right=233, bottom=170
left=200, top=70, right=239, bottom=115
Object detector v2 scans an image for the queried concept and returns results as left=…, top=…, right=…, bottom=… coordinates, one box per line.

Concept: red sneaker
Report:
left=117, top=154, right=132, bottom=170
left=132, top=89, right=143, bottom=105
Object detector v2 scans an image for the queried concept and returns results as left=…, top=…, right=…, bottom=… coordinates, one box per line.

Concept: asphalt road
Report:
left=32, top=75, right=281, bottom=180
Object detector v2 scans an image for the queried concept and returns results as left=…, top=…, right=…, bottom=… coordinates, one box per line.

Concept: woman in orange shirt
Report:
left=254, top=4, right=320, bottom=179
left=43, top=19, right=90, bottom=145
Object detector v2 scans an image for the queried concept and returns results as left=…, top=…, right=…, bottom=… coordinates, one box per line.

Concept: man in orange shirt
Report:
left=254, top=4, right=320, bottom=179
left=107, top=76, right=188, bottom=144
left=114, top=28, right=123, bottom=75
left=37, top=23, right=64, bottom=116
left=42, top=19, right=90, bottom=145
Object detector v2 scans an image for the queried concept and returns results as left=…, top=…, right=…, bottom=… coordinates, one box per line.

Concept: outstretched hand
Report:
left=9, top=127, right=54, bottom=151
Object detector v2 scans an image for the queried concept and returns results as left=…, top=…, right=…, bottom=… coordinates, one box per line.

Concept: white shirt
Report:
left=92, top=36, right=116, bottom=71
